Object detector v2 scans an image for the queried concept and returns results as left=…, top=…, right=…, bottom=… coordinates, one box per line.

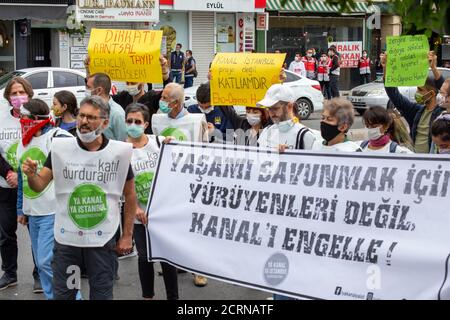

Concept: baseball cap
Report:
left=256, top=84, right=295, bottom=108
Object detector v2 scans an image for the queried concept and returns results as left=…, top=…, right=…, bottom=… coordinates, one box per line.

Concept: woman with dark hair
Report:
left=125, top=103, right=178, bottom=300
left=431, top=113, right=450, bottom=154
left=16, top=98, right=71, bottom=299
left=53, top=90, right=78, bottom=135
left=359, top=106, right=413, bottom=153
left=235, top=107, right=270, bottom=146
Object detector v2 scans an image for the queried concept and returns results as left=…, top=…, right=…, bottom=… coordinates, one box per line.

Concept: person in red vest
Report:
left=358, top=50, right=372, bottom=84
left=302, top=48, right=317, bottom=80
left=317, top=52, right=332, bottom=100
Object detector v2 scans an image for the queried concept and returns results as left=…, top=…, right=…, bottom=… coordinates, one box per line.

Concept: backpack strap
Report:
left=389, top=141, right=398, bottom=153
left=360, top=140, right=370, bottom=149
left=295, top=127, right=310, bottom=150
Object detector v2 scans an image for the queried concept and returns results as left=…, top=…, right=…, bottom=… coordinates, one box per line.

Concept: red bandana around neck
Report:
left=20, top=118, right=54, bottom=146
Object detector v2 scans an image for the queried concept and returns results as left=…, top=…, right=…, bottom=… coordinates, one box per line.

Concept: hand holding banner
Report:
left=385, top=35, right=429, bottom=87
left=210, top=53, right=286, bottom=107
left=87, top=28, right=163, bottom=83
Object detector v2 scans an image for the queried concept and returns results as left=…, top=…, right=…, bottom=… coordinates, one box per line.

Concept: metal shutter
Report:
left=191, top=11, right=215, bottom=85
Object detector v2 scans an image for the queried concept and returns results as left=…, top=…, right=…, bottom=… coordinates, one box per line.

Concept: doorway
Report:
left=27, top=28, right=51, bottom=68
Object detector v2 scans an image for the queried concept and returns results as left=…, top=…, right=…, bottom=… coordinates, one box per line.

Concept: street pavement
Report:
left=0, top=112, right=364, bottom=300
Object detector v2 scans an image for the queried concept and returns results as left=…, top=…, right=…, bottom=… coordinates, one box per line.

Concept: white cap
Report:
left=256, top=84, right=295, bottom=108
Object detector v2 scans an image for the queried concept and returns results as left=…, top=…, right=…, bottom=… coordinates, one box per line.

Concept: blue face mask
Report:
left=126, top=124, right=145, bottom=139
left=159, top=100, right=172, bottom=114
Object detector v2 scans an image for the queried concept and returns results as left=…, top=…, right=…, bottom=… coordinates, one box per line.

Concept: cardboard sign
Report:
left=210, top=53, right=286, bottom=107
left=385, top=35, right=429, bottom=87
left=88, top=28, right=163, bottom=83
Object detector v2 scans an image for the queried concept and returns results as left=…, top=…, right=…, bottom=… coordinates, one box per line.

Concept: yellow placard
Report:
left=210, top=53, right=286, bottom=107
left=88, top=28, right=163, bottom=83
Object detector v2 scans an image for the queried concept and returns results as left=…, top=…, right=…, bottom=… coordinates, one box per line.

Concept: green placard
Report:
left=385, top=35, right=429, bottom=87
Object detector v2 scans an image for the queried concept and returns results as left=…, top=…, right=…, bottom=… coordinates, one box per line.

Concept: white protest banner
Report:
left=328, top=41, right=363, bottom=68
left=146, top=142, right=450, bottom=300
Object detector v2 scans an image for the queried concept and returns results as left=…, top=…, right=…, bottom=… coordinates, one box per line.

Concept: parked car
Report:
left=184, top=69, right=324, bottom=120
left=347, top=67, right=450, bottom=115
left=0, top=67, right=86, bottom=107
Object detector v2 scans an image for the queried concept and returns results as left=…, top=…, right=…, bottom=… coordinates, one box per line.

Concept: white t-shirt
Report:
left=358, top=140, right=413, bottom=154
left=258, top=122, right=317, bottom=150
left=288, top=60, right=307, bottom=77
left=312, top=140, right=362, bottom=152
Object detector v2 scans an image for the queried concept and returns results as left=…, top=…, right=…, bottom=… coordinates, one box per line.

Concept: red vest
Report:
left=359, top=57, right=370, bottom=74
left=317, top=59, right=331, bottom=81
left=302, top=57, right=316, bottom=72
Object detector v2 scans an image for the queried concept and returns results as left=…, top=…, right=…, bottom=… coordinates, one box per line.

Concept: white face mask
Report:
left=277, top=119, right=294, bottom=133
left=200, top=106, right=214, bottom=114
left=126, top=85, right=140, bottom=97
left=437, top=93, right=447, bottom=107
left=247, top=114, right=261, bottom=126
left=85, top=89, right=92, bottom=98
left=307, top=53, right=312, bottom=58
left=367, top=126, right=384, bottom=141
left=295, top=57, right=301, bottom=62
left=76, top=124, right=104, bottom=143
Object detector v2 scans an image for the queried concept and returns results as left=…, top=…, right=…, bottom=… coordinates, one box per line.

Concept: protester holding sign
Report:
left=359, top=106, right=413, bottom=154
left=86, top=73, right=127, bottom=142
left=257, top=84, right=317, bottom=151
left=16, top=99, right=72, bottom=300
left=22, top=96, right=136, bottom=300
left=382, top=50, right=445, bottom=153
left=124, top=103, right=179, bottom=300
left=188, top=82, right=242, bottom=144
left=312, top=98, right=361, bottom=152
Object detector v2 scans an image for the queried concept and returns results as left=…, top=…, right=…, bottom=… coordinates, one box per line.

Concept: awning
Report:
left=0, top=5, right=68, bottom=20
left=266, top=0, right=373, bottom=14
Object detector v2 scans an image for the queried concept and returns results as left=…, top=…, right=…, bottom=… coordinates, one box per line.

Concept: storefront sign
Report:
left=174, top=0, right=255, bottom=12
left=256, top=12, right=269, bottom=31
left=87, top=28, right=163, bottom=83
left=385, top=35, right=429, bottom=87
left=76, top=0, right=159, bottom=22
left=70, top=47, right=88, bottom=54
left=210, top=52, right=285, bottom=107
left=328, top=41, right=363, bottom=68
left=147, top=142, right=450, bottom=300
left=237, top=13, right=255, bottom=53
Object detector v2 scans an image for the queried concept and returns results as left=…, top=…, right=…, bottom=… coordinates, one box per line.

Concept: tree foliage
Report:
left=280, top=0, right=450, bottom=36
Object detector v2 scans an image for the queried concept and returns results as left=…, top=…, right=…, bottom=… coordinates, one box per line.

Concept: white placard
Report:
left=70, top=54, right=86, bottom=61
left=71, top=61, right=85, bottom=69
left=71, top=46, right=88, bottom=54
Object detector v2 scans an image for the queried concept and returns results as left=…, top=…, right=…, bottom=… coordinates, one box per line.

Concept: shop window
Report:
left=26, top=72, right=48, bottom=90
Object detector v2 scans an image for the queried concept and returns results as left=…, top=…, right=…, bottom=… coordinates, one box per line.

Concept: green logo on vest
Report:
left=68, top=184, right=108, bottom=230
left=160, top=127, right=188, bottom=141
left=135, top=172, right=154, bottom=206
left=6, top=142, right=18, bottom=171
left=20, top=147, right=48, bottom=199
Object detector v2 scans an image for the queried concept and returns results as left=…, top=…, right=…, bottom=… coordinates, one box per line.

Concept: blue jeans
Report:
left=28, top=214, right=55, bottom=299
left=171, top=70, right=182, bottom=83
left=184, top=75, right=194, bottom=88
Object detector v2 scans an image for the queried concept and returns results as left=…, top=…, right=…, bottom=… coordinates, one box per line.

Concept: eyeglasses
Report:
left=77, top=113, right=105, bottom=122
left=126, top=118, right=144, bottom=125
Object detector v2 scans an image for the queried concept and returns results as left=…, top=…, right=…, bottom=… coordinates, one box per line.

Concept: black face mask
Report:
left=320, top=121, right=342, bottom=143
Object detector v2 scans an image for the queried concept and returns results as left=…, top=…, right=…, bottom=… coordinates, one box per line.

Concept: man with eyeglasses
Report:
left=21, top=96, right=137, bottom=300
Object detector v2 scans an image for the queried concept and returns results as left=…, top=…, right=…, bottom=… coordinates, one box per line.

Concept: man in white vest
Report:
left=151, top=83, right=209, bottom=287
left=257, top=84, right=318, bottom=152
left=22, top=96, right=137, bottom=300
left=152, top=83, right=208, bottom=143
